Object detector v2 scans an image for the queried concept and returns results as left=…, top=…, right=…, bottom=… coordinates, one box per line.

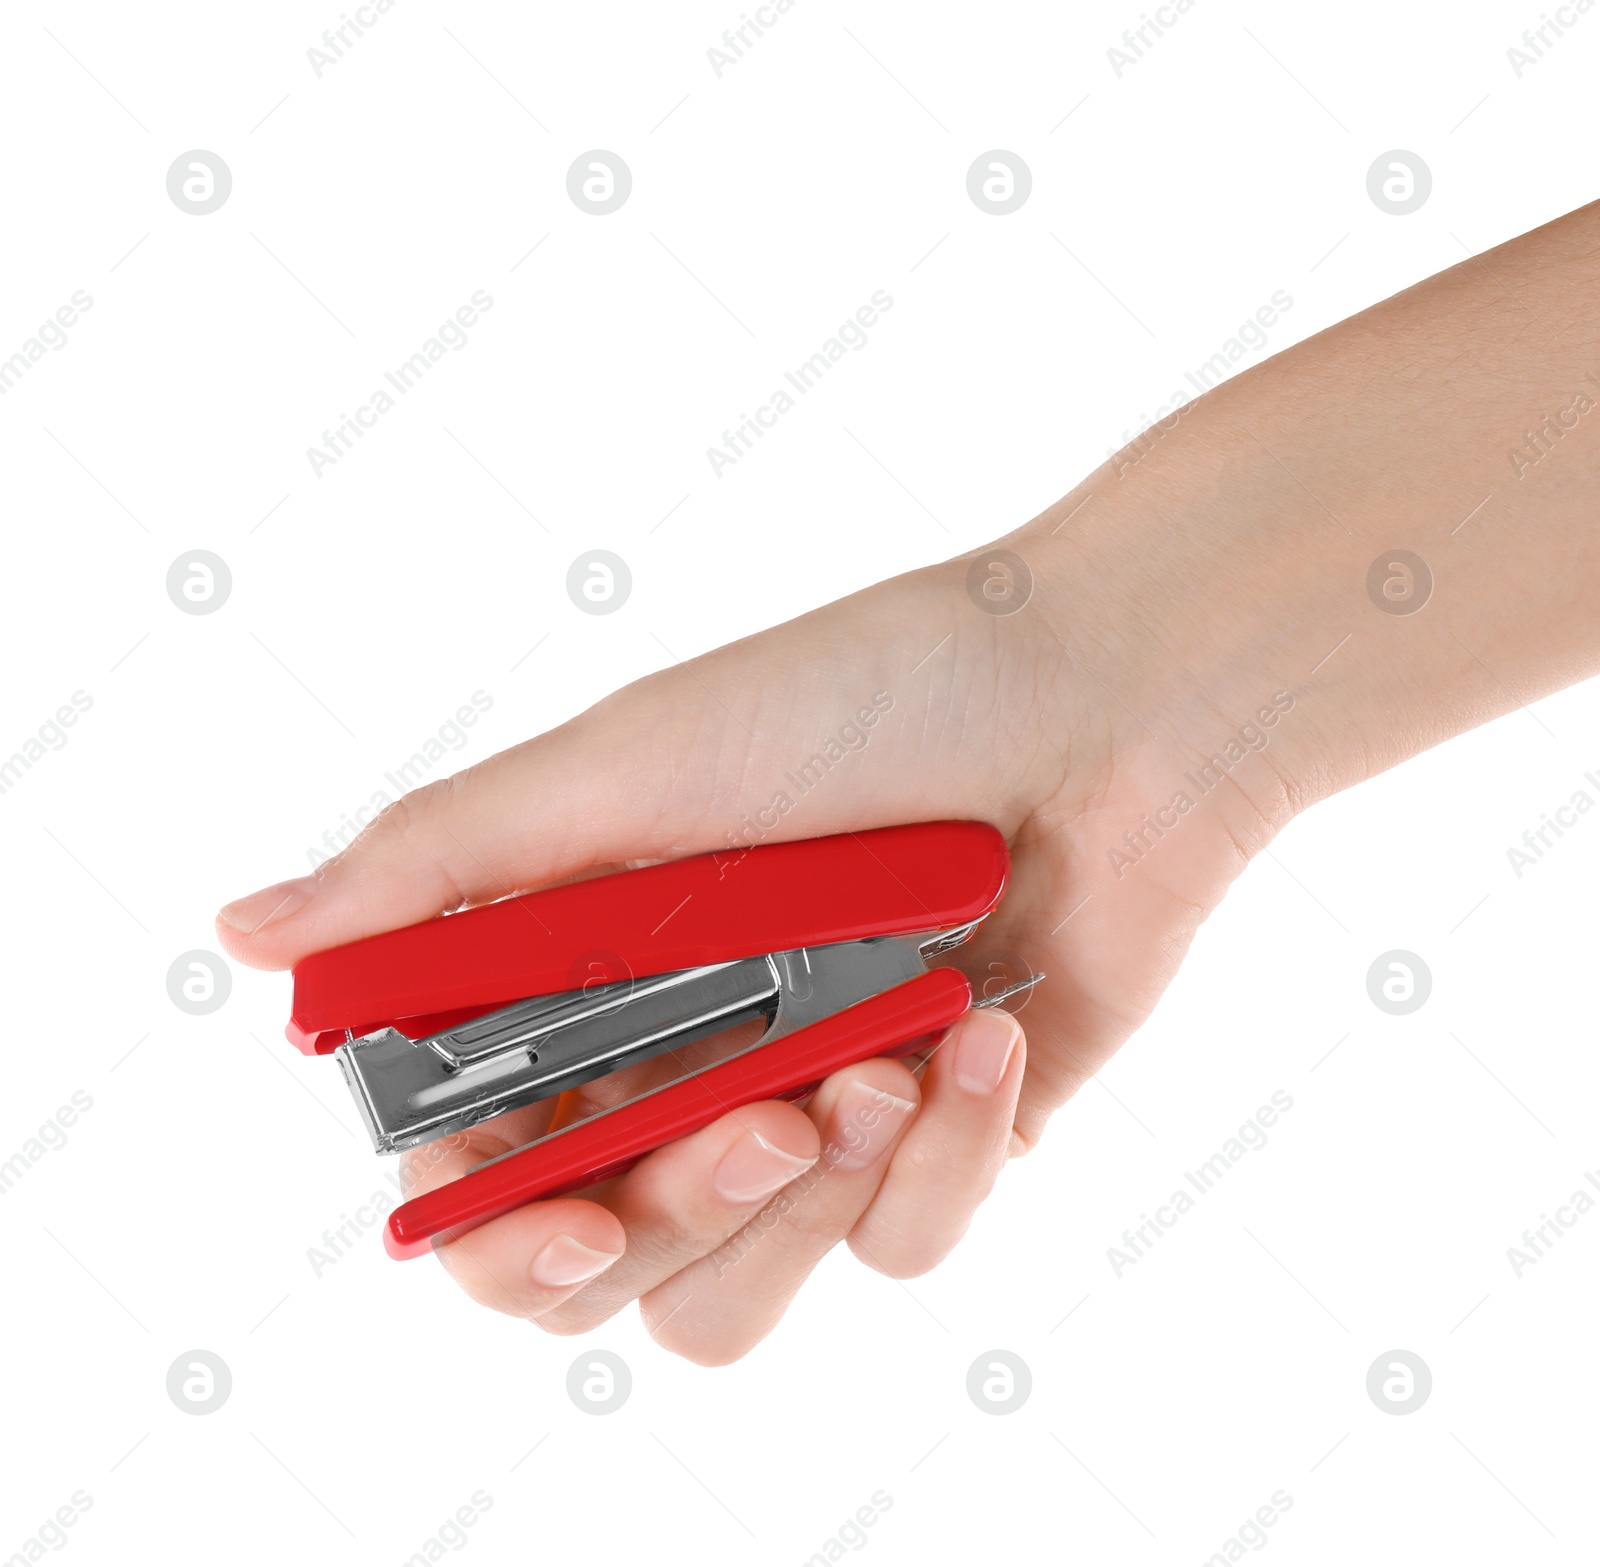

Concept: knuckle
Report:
left=894, top=1139, right=939, bottom=1178
left=449, top=1267, right=532, bottom=1319
left=382, top=780, right=455, bottom=855
left=348, top=776, right=480, bottom=907
left=631, top=1210, right=718, bottom=1266
left=849, top=1225, right=955, bottom=1280
left=532, top=1292, right=624, bottom=1336
left=648, top=1318, right=754, bottom=1367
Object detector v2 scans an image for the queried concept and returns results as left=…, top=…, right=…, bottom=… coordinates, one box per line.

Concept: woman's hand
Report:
left=215, top=494, right=1297, bottom=1362
left=219, top=198, right=1600, bottom=1362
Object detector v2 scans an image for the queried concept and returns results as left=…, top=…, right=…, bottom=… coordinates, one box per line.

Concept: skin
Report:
left=219, top=198, right=1600, bottom=1365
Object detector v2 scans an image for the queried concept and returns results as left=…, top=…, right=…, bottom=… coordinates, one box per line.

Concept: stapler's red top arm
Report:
left=287, top=820, right=1008, bottom=1053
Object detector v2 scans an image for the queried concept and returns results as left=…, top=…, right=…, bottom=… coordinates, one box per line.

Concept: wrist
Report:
left=1018, top=202, right=1600, bottom=841
left=1012, top=438, right=1323, bottom=846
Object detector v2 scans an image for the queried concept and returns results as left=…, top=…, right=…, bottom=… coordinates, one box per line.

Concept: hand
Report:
left=215, top=514, right=1294, bottom=1362
left=220, top=198, right=1600, bottom=1362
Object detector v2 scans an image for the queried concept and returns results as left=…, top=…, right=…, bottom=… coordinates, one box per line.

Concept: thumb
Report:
left=214, top=571, right=1011, bottom=971
left=214, top=672, right=742, bottom=971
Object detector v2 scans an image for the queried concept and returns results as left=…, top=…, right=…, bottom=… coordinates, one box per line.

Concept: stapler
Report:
left=285, top=821, right=1036, bottom=1259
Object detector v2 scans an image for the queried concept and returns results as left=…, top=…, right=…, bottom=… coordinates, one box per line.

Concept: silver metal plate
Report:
left=335, top=928, right=971, bottom=1154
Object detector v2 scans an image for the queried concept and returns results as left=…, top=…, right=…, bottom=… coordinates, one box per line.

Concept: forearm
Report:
left=1024, top=198, right=1600, bottom=815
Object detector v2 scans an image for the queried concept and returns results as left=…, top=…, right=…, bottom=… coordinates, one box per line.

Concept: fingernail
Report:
left=217, top=875, right=319, bottom=934
left=713, top=1130, right=817, bottom=1205
left=529, top=1235, right=622, bottom=1289
left=826, top=1080, right=918, bottom=1172
left=953, top=1009, right=1022, bottom=1096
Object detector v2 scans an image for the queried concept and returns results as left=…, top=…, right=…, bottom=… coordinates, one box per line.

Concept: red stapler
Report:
left=286, top=821, right=1034, bottom=1260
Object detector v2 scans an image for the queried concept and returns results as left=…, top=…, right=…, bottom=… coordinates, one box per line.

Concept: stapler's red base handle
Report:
left=384, top=967, right=972, bottom=1260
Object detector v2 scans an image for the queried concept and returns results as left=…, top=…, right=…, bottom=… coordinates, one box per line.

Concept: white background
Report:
left=1, top=1, right=1596, bottom=1562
